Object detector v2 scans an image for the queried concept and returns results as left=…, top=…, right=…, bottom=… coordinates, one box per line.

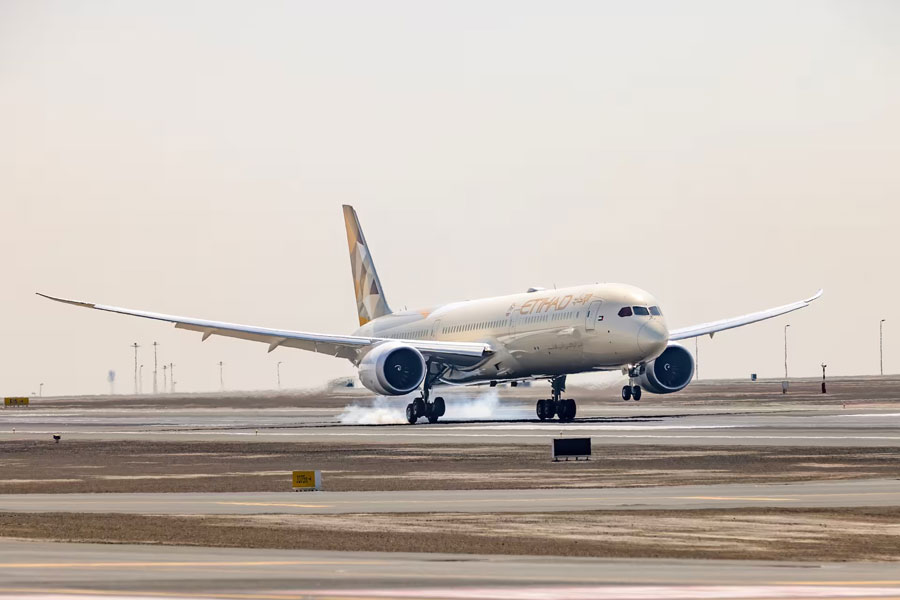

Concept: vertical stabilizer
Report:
left=343, top=205, right=392, bottom=326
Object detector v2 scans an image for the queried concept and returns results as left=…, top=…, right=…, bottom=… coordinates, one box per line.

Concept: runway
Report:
left=3, top=400, right=900, bottom=447
left=2, top=539, right=900, bottom=599
left=1, top=478, right=898, bottom=515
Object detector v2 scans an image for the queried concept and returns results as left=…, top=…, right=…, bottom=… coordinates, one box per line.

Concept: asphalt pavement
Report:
left=1, top=478, right=898, bottom=515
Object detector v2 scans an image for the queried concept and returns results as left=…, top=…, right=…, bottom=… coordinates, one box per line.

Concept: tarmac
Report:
left=1, top=379, right=899, bottom=598
left=2, top=393, right=899, bottom=447
left=1, top=478, right=898, bottom=514
left=2, top=539, right=900, bottom=599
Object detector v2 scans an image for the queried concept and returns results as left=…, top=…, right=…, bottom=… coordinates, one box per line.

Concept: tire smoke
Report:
left=337, top=389, right=527, bottom=424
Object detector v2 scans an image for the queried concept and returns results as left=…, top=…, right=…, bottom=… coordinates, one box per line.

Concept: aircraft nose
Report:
left=637, top=320, right=669, bottom=355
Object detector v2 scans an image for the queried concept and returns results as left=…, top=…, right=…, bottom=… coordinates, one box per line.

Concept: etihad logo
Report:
left=515, top=293, right=592, bottom=316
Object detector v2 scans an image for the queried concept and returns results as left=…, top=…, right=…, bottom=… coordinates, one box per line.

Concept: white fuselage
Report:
left=354, top=283, right=669, bottom=384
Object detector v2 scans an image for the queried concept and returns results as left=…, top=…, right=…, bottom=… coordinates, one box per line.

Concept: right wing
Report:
left=668, top=289, right=823, bottom=341
left=37, top=293, right=491, bottom=366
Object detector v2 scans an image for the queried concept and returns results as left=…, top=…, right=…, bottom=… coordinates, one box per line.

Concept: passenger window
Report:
left=633, top=306, right=650, bottom=316
left=618, top=306, right=633, bottom=317
left=649, top=306, right=662, bottom=316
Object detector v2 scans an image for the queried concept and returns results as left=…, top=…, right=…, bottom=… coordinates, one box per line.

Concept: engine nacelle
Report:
left=358, top=342, right=427, bottom=396
left=638, top=343, right=695, bottom=394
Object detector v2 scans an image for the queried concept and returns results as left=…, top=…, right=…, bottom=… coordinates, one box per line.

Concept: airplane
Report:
left=39, top=205, right=823, bottom=424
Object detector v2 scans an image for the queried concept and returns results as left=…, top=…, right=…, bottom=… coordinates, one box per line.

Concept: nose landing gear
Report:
left=622, top=364, right=643, bottom=401
left=536, top=376, right=577, bottom=422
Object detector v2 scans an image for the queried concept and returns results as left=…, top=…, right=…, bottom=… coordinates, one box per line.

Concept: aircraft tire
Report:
left=622, top=386, right=632, bottom=401
left=405, top=403, right=417, bottom=424
left=433, top=397, right=446, bottom=417
left=412, top=397, right=426, bottom=418
left=632, top=386, right=642, bottom=401
left=566, top=399, right=577, bottom=420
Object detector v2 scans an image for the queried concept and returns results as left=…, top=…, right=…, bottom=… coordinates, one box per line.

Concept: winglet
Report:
left=36, top=293, right=96, bottom=309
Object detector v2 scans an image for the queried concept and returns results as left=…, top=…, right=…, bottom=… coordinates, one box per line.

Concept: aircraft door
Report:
left=585, top=301, right=603, bottom=331
left=432, top=319, right=442, bottom=339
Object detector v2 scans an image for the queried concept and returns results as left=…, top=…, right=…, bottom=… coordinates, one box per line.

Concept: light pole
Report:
left=784, top=324, right=791, bottom=380
left=139, top=364, right=144, bottom=394
left=39, top=383, right=44, bottom=397
left=821, top=363, right=827, bottom=394
left=169, top=363, right=175, bottom=393
left=881, top=319, right=886, bottom=376
left=132, top=342, right=140, bottom=394
left=694, top=338, right=699, bottom=381
left=152, top=342, right=159, bottom=394
left=218, top=361, right=224, bottom=391
left=162, top=365, right=167, bottom=392
left=277, top=361, right=283, bottom=389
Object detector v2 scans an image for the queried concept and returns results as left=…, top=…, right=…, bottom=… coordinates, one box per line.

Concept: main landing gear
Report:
left=406, top=395, right=445, bottom=424
left=406, top=367, right=446, bottom=424
left=536, top=376, right=576, bottom=422
left=622, top=364, right=643, bottom=401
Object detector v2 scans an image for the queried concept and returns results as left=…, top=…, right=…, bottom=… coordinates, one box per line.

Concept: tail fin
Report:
left=343, top=205, right=392, bottom=326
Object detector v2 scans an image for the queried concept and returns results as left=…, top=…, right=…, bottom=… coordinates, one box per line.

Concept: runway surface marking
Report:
left=8, top=585, right=900, bottom=600
left=212, top=502, right=331, bottom=508
left=315, top=587, right=900, bottom=599
left=0, top=559, right=390, bottom=569
left=10, top=585, right=900, bottom=600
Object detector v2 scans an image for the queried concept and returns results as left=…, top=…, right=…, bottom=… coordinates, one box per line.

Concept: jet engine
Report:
left=358, top=342, right=427, bottom=396
left=638, top=343, right=695, bottom=394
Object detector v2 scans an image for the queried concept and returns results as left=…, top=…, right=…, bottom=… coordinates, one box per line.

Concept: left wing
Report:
left=37, top=293, right=491, bottom=366
left=668, top=289, right=823, bottom=341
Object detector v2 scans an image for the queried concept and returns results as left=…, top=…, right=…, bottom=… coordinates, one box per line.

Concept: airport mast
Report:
left=152, top=342, right=159, bottom=394
left=132, top=342, right=140, bottom=395
left=170, top=363, right=175, bottom=393
left=277, top=361, right=283, bottom=389
left=219, top=361, right=224, bottom=391
left=881, top=319, right=886, bottom=376
left=694, top=338, right=699, bottom=381
left=783, top=324, right=791, bottom=379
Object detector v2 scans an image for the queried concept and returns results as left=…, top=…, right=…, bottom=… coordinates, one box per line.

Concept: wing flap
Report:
left=668, top=289, right=823, bottom=341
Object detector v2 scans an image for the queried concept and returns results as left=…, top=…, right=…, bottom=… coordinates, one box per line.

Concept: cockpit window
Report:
left=617, top=306, right=633, bottom=317
left=633, top=306, right=650, bottom=316
left=649, top=306, right=662, bottom=316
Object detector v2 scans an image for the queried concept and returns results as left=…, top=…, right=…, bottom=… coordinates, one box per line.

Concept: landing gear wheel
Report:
left=405, top=403, right=417, bottom=424
left=545, top=399, right=557, bottom=420
left=536, top=399, right=548, bottom=421
left=427, top=407, right=439, bottom=424
left=631, top=386, right=642, bottom=401
left=412, top=397, right=426, bottom=418
left=621, top=386, right=632, bottom=401
left=557, top=399, right=576, bottom=422
left=433, top=397, right=446, bottom=417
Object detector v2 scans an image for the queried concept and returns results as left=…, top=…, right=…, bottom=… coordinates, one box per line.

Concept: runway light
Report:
left=52, top=434, right=61, bottom=443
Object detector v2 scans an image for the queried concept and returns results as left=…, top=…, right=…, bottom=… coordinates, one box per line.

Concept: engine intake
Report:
left=638, top=344, right=694, bottom=394
left=358, top=342, right=426, bottom=396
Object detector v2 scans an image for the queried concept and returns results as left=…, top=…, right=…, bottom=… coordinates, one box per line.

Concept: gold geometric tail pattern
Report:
left=342, top=205, right=392, bottom=326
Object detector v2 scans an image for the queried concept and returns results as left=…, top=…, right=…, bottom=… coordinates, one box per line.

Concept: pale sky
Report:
left=2, top=1, right=899, bottom=396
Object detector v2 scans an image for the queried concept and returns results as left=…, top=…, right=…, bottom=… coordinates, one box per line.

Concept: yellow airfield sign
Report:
left=4, top=397, right=29, bottom=407
left=292, top=470, right=322, bottom=491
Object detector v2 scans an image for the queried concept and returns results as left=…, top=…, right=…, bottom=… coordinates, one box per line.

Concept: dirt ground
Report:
left=1, top=440, right=899, bottom=493
left=2, top=507, right=898, bottom=561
